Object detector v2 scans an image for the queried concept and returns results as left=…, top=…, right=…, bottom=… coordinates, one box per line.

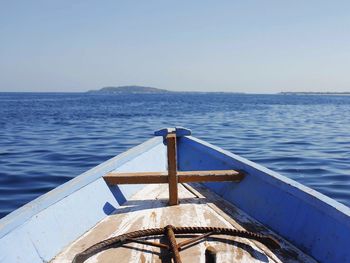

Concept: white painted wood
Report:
left=53, top=184, right=316, bottom=263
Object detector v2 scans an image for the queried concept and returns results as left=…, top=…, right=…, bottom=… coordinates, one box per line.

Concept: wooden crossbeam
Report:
left=104, top=170, right=244, bottom=185
left=178, top=170, right=244, bottom=182
left=104, top=172, right=169, bottom=184
left=103, top=132, right=245, bottom=205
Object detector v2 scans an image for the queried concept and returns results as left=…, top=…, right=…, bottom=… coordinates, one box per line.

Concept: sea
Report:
left=1, top=92, right=350, bottom=218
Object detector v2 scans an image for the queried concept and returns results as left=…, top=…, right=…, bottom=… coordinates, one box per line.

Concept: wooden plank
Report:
left=103, top=170, right=244, bottom=185
left=167, top=133, right=178, bottom=205
left=178, top=170, right=241, bottom=177
left=103, top=172, right=168, bottom=184
left=178, top=170, right=244, bottom=182
left=52, top=184, right=316, bottom=263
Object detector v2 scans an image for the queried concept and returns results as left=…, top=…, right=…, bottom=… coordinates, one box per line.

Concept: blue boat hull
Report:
left=0, top=133, right=349, bottom=262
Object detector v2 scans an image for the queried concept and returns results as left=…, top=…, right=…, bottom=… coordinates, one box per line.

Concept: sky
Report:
left=0, top=1, right=350, bottom=93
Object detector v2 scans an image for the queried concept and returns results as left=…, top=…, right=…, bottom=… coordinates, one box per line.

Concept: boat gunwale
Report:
left=185, top=136, right=350, bottom=225
left=0, top=136, right=163, bottom=239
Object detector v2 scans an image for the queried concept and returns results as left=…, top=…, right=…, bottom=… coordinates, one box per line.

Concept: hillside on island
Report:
left=87, top=86, right=171, bottom=94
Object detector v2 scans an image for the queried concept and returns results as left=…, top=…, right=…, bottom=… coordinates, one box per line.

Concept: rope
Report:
left=72, top=226, right=280, bottom=263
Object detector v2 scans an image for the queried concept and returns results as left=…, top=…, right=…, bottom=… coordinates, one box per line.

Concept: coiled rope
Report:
left=73, top=225, right=280, bottom=263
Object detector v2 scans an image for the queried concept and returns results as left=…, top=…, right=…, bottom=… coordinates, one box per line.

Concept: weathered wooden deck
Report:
left=52, top=183, right=315, bottom=263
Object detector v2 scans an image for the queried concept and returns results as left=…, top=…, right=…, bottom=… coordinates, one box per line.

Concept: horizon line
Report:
left=1, top=90, right=350, bottom=95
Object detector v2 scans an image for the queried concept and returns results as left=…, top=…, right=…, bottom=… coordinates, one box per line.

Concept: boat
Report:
left=0, top=127, right=349, bottom=263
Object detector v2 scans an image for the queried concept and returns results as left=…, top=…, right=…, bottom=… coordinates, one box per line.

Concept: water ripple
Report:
left=1, top=92, right=350, bottom=218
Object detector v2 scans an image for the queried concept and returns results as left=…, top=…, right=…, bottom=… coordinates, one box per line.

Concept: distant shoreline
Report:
left=86, top=85, right=248, bottom=95
left=279, top=92, right=350, bottom=96
left=87, top=85, right=171, bottom=94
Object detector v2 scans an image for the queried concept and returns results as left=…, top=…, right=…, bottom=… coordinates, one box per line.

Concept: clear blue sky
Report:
left=1, top=1, right=350, bottom=93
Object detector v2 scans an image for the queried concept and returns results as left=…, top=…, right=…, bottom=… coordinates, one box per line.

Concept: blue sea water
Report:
left=0, top=92, right=350, bottom=218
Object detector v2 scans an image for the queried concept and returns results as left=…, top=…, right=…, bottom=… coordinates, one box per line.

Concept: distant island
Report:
left=87, top=85, right=249, bottom=94
left=87, top=86, right=171, bottom=94
left=279, top=92, right=350, bottom=95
